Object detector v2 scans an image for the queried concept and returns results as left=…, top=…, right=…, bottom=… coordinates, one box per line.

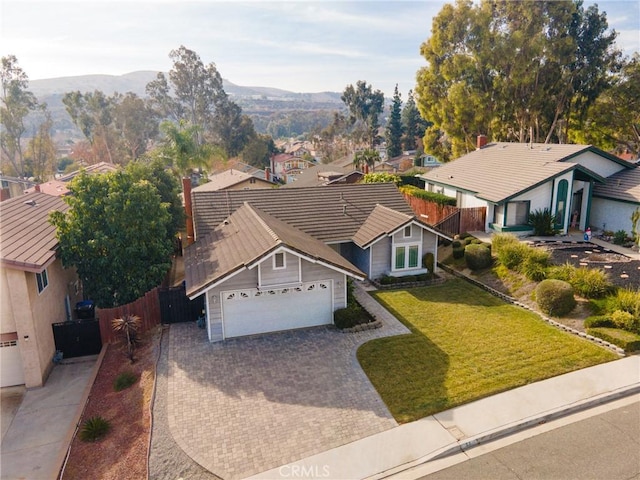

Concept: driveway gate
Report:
left=159, top=285, right=205, bottom=323
left=52, top=319, right=102, bottom=359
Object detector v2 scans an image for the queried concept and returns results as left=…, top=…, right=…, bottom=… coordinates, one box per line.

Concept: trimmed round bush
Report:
left=464, top=244, right=492, bottom=270
left=535, top=279, right=576, bottom=316
left=452, top=246, right=465, bottom=259
left=422, top=252, right=435, bottom=273
left=451, top=240, right=462, bottom=249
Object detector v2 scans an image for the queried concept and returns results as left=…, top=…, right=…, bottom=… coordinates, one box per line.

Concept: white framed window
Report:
left=394, top=244, right=420, bottom=270
left=403, top=225, right=412, bottom=238
left=36, top=269, right=49, bottom=294
left=273, top=252, right=286, bottom=270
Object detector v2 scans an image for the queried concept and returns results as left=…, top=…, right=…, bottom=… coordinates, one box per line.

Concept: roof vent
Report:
left=342, top=204, right=347, bottom=215
left=24, top=199, right=37, bottom=207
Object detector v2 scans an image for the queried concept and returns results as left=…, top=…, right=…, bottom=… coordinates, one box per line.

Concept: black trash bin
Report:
left=75, top=300, right=95, bottom=320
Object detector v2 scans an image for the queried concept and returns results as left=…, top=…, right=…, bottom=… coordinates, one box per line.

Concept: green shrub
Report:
left=334, top=305, right=371, bottom=329
left=496, top=242, right=530, bottom=270
left=398, top=185, right=457, bottom=206
left=535, top=279, right=576, bottom=316
left=402, top=275, right=417, bottom=283
left=527, top=208, right=557, bottom=236
left=491, top=233, right=519, bottom=254
left=113, top=371, right=138, bottom=392
left=451, top=240, right=462, bottom=249
left=587, top=327, right=640, bottom=352
left=613, top=230, right=627, bottom=245
left=452, top=246, right=465, bottom=259
left=610, top=310, right=640, bottom=333
left=79, top=416, right=111, bottom=442
left=570, top=267, right=612, bottom=299
left=547, top=262, right=576, bottom=282
left=416, top=273, right=433, bottom=281
left=459, top=232, right=472, bottom=240
left=521, top=248, right=551, bottom=281
left=464, top=244, right=493, bottom=270
left=584, top=315, right=616, bottom=329
left=422, top=252, right=435, bottom=273
left=378, top=274, right=396, bottom=285
left=607, top=288, right=640, bottom=317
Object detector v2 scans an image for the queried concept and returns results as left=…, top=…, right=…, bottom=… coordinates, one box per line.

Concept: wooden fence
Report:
left=403, top=193, right=486, bottom=236
left=96, top=287, right=162, bottom=344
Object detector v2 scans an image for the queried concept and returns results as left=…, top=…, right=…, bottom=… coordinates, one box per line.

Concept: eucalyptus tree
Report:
left=0, top=55, right=39, bottom=176
left=416, top=0, right=620, bottom=159
left=341, top=80, right=385, bottom=148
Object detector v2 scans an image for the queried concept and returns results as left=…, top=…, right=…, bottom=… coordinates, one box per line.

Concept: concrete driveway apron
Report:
left=167, top=296, right=409, bottom=480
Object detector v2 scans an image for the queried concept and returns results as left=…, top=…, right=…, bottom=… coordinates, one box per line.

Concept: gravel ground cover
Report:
left=532, top=241, right=640, bottom=288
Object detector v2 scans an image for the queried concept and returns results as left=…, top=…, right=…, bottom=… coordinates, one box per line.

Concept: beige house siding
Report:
left=0, top=260, right=81, bottom=387
left=225, top=178, right=273, bottom=190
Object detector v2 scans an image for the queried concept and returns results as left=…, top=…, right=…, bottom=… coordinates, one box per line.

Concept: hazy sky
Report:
left=1, top=0, right=639, bottom=97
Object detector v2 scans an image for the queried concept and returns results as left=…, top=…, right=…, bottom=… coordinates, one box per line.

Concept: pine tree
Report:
left=385, top=84, right=404, bottom=158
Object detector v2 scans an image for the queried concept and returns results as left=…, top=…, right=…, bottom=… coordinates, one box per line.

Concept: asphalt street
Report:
left=418, top=397, right=640, bottom=480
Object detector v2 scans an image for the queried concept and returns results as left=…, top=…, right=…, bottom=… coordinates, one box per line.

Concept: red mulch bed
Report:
left=61, top=328, right=160, bottom=480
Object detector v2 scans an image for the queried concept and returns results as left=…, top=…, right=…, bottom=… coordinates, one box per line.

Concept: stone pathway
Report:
left=167, top=285, right=409, bottom=479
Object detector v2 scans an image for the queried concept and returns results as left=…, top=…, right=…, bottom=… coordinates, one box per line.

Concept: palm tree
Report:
left=353, top=148, right=380, bottom=173
left=111, top=314, right=141, bottom=363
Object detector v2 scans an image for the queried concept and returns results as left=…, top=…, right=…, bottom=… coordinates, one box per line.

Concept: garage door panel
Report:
left=1, top=341, right=25, bottom=387
left=222, top=281, right=333, bottom=338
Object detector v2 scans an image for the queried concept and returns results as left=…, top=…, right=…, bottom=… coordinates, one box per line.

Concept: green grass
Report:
left=357, top=279, right=618, bottom=424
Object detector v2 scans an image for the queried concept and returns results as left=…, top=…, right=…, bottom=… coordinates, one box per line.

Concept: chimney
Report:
left=477, top=135, right=488, bottom=150
left=35, top=184, right=41, bottom=192
left=265, top=167, right=271, bottom=182
left=182, top=177, right=195, bottom=246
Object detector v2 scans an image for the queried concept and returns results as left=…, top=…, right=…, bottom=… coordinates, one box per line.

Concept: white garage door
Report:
left=222, top=280, right=333, bottom=338
left=0, top=340, right=25, bottom=387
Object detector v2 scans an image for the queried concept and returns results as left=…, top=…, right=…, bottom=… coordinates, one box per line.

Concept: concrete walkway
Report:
left=0, top=354, right=99, bottom=480
left=248, top=355, right=640, bottom=480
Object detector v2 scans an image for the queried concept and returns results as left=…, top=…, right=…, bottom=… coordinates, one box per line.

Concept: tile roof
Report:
left=0, top=192, right=68, bottom=272
left=24, top=180, right=70, bottom=196
left=593, top=166, right=640, bottom=203
left=421, top=143, right=602, bottom=203
left=185, top=203, right=364, bottom=297
left=192, top=183, right=416, bottom=243
left=193, top=169, right=273, bottom=192
left=353, top=204, right=413, bottom=248
left=282, top=163, right=361, bottom=188
left=57, top=162, right=119, bottom=182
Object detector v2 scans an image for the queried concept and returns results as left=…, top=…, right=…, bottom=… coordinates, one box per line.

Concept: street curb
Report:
left=374, top=384, right=640, bottom=479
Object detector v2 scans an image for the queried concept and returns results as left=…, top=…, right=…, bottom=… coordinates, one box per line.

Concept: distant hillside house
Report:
left=270, top=153, right=315, bottom=184
left=419, top=139, right=638, bottom=235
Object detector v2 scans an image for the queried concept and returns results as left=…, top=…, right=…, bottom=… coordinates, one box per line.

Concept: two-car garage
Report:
left=221, top=280, right=333, bottom=338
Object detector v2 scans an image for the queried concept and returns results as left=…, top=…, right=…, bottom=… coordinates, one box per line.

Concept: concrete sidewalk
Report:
left=248, top=355, right=640, bottom=480
left=0, top=354, right=100, bottom=480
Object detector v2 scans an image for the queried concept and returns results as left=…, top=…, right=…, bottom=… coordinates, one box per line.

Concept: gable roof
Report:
left=593, top=166, right=640, bottom=204
left=193, top=169, right=273, bottom=192
left=191, top=183, right=416, bottom=243
left=0, top=192, right=68, bottom=272
left=185, top=203, right=364, bottom=297
left=353, top=204, right=414, bottom=248
left=420, top=143, right=616, bottom=203
left=57, top=161, right=119, bottom=182
left=282, top=163, right=362, bottom=188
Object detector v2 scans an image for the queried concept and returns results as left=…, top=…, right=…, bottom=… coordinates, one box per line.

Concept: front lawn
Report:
left=357, top=279, right=618, bottom=424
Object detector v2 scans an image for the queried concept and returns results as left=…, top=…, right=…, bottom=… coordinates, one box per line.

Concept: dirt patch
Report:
left=61, top=328, right=160, bottom=480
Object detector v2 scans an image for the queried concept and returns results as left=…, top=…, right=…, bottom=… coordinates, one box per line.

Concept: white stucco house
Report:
left=184, top=183, right=450, bottom=342
left=419, top=141, right=638, bottom=235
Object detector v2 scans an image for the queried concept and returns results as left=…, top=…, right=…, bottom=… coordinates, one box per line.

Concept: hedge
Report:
left=587, top=327, right=640, bottom=352
left=399, top=185, right=456, bottom=206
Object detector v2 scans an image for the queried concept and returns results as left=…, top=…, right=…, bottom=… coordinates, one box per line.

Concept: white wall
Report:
left=590, top=198, right=638, bottom=234
left=573, top=151, right=626, bottom=178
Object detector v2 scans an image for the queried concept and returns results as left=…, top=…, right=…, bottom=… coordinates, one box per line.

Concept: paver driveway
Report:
left=167, top=289, right=409, bottom=480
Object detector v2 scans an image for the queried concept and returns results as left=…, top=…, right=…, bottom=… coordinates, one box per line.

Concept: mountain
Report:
left=28, top=71, right=345, bottom=139
left=29, top=71, right=343, bottom=103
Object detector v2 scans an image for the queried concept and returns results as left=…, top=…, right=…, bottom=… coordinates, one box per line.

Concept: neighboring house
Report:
left=0, top=175, right=37, bottom=201
left=591, top=167, right=640, bottom=234
left=282, top=164, right=363, bottom=188
left=184, top=183, right=450, bottom=342
left=56, top=161, right=119, bottom=182
left=270, top=153, right=315, bottom=184
left=420, top=140, right=637, bottom=235
left=0, top=192, right=82, bottom=388
left=195, top=169, right=274, bottom=191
